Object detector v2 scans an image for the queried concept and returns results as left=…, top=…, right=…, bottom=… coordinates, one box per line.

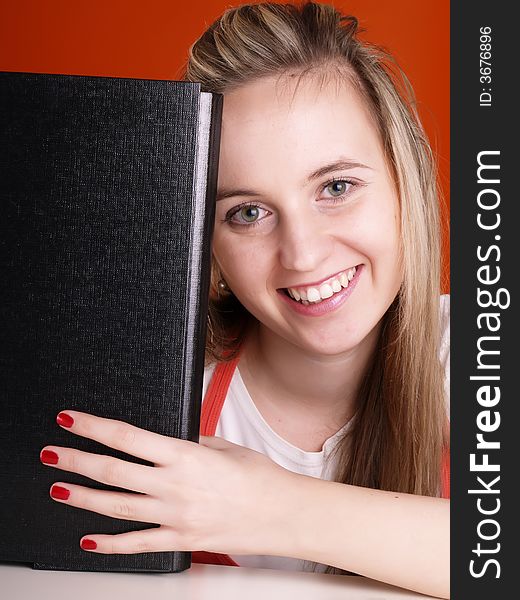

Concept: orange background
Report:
left=0, top=0, right=449, bottom=291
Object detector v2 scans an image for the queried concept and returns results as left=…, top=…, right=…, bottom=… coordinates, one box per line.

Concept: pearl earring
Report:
left=218, top=279, right=230, bottom=293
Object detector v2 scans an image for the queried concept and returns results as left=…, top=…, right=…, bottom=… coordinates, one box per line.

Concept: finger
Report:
left=78, top=526, right=186, bottom=554
left=40, top=446, right=161, bottom=495
left=49, top=481, right=164, bottom=524
left=55, top=410, right=196, bottom=466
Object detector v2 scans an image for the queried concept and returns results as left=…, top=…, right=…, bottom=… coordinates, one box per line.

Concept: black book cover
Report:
left=0, top=72, right=222, bottom=572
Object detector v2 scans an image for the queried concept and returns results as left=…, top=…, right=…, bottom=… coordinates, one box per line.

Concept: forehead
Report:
left=218, top=73, right=385, bottom=181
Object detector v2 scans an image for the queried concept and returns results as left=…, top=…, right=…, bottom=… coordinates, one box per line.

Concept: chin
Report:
left=298, top=332, right=368, bottom=357
left=301, top=316, right=382, bottom=356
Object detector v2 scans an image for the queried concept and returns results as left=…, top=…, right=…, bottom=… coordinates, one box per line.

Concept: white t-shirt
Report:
left=201, top=294, right=450, bottom=571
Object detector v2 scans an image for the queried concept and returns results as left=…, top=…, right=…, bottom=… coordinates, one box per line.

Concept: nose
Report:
left=277, top=210, right=333, bottom=273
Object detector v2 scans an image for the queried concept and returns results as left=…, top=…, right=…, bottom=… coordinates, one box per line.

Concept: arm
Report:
left=41, top=411, right=449, bottom=599
left=278, top=473, right=449, bottom=599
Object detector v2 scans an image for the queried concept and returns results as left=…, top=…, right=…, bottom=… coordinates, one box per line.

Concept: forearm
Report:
left=276, top=474, right=449, bottom=599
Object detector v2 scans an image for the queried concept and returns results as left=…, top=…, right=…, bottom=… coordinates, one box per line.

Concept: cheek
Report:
left=346, top=197, right=402, bottom=291
left=348, top=205, right=399, bottom=259
left=212, top=236, right=271, bottom=299
left=366, top=192, right=401, bottom=254
left=374, top=208, right=403, bottom=292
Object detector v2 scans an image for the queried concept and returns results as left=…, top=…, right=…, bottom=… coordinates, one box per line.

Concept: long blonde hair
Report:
left=184, top=1, right=448, bottom=571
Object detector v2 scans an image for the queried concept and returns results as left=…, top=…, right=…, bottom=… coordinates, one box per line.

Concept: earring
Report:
left=218, top=279, right=230, bottom=293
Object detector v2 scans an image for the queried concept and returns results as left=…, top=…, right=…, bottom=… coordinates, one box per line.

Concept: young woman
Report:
left=40, top=3, right=450, bottom=598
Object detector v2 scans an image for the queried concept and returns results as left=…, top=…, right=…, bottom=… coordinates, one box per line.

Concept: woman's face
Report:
left=213, top=74, right=403, bottom=357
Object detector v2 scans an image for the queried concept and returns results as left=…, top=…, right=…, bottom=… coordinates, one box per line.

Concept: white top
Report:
left=201, top=295, right=450, bottom=572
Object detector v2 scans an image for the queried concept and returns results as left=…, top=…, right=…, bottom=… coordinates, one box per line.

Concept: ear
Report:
left=209, top=259, right=233, bottom=301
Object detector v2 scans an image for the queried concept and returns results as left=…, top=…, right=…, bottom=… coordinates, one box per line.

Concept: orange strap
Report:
left=199, top=356, right=241, bottom=436
left=191, top=549, right=239, bottom=567
left=192, top=358, right=241, bottom=568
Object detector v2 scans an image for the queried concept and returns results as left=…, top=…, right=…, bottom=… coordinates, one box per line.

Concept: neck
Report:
left=239, top=320, right=381, bottom=430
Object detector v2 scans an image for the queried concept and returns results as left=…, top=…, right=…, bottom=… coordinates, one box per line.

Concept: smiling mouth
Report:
left=280, top=266, right=358, bottom=305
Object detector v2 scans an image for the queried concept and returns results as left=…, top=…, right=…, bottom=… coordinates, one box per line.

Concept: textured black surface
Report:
left=0, top=72, right=222, bottom=572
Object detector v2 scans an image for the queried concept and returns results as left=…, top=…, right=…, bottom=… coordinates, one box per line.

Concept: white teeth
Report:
left=319, top=283, right=334, bottom=299
left=339, top=273, right=349, bottom=287
left=307, top=288, right=321, bottom=302
left=285, top=266, right=358, bottom=304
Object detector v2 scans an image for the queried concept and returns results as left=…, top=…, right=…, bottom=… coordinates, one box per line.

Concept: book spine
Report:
left=178, top=91, right=223, bottom=445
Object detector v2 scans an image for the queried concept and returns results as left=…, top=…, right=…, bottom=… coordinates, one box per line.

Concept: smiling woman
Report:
left=39, top=3, right=450, bottom=599
left=212, top=75, right=402, bottom=355
left=185, top=0, right=449, bottom=590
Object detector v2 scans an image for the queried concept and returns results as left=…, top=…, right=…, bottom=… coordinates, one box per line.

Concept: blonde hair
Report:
left=184, top=1, right=448, bottom=573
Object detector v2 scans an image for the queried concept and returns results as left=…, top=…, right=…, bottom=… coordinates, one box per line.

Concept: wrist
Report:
left=263, top=470, right=325, bottom=560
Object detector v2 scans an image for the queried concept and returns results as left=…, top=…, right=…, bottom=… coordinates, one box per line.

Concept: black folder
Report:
left=0, top=72, right=222, bottom=572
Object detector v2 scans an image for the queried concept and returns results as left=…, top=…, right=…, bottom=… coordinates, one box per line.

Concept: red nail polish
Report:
left=81, top=539, right=97, bottom=550
left=40, top=450, right=59, bottom=465
left=57, top=412, right=74, bottom=428
left=50, top=485, right=70, bottom=500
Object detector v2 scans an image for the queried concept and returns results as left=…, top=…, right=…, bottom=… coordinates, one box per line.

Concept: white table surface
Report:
left=1, top=561, right=439, bottom=599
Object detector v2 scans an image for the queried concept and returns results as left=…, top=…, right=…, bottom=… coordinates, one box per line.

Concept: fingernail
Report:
left=81, top=539, right=97, bottom=550
left=40, top=450, right=59, bottom=465
left=50, top=485, right=70, bottom=500
left=57, top=412, right=74, bottom=428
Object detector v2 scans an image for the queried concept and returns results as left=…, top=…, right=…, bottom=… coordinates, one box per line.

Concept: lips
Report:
left=281, top=265, right=359, bottom=305
left=277, top=264, right=362, bottom=316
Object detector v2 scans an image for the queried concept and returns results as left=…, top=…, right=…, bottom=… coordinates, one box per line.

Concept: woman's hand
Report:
left=40, top=410, right=299, bottom=556
left=39, top=410, right=450, bottom=597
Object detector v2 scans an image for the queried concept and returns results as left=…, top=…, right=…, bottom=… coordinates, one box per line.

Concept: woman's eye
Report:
left=324, top=180, right=352, bottom=197
left=238, top=205, right=261, bottom=222
left=224, top=203, right=269, bottom=226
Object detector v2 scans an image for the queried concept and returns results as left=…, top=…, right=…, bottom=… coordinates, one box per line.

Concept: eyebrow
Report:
left=216, top=159, right=372, bottom=202
left=307, top=159, right=372, bottom=181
